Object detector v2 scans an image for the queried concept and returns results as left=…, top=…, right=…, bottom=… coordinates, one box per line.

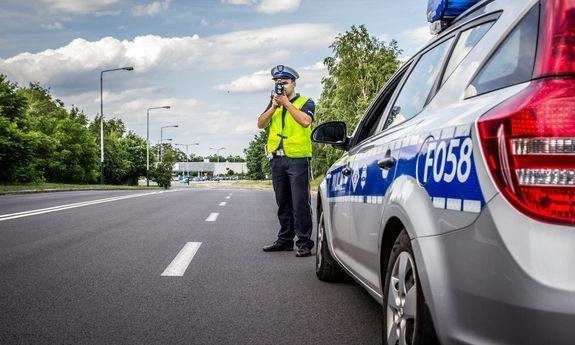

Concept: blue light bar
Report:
left=427, top=0, right=481, bottom=23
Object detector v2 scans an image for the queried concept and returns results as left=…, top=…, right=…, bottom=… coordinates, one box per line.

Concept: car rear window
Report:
left=384, top=37, right=454, bottom=129
left=466, top=5, right=539, bottom=97
left=442, top=21, right=494, bottom=84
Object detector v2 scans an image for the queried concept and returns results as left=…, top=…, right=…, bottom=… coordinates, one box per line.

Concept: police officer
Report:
left=258, top=65, right=315, bottom=257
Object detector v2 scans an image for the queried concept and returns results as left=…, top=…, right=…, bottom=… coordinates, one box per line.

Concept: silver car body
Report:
left=317, top=0, right=575, bottom=343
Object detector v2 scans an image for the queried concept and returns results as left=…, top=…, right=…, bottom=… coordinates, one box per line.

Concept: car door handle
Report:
left=342, top=167, right=352, bottom=176
left=377, top=157, right=396, bottom=170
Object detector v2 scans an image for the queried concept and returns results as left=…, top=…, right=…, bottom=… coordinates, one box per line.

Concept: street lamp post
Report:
left=100, top=66, right=134, bottom=185
left=209, top=146, right=226, bottom=178
left=157, top=138, right=172, bottom=159
left=160, top=125, right=178, bottom=163
left=175, top=143, right=199, bottom=178
left=209, top=147, right=226, bottom=163
left=146, top=106, right=171, bottom=186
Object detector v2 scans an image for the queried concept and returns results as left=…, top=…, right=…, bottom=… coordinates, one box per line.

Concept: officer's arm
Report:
left=257, top=105, right=277, bottom=129
left=284, top=102, right=312, bottom=128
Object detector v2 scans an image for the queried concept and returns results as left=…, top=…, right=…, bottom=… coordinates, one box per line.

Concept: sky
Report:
left=0, top=0, right=433, bottom=157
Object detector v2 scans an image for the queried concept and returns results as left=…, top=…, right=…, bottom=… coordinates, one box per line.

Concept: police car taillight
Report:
left=477, top=0, right=575, bottom=225
left=534, top=0, right=575, bottom=78
left=477, top=79, right=575, bottom=225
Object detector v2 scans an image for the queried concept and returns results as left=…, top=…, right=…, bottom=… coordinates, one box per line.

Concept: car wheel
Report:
left=383, top=230, right=438, bottom=345
left=315, top=210, right=350, bottom=282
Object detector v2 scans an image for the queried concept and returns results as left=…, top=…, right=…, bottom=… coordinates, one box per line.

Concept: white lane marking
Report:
left=205, top=212, right=219, bottom=222
left=226, top=196, right=231, bottom=199
left=161, top=242, right=202, bottom=277
left=219, top=202, right=226, bottom=206
left=0, top=192, right=160, bottom=222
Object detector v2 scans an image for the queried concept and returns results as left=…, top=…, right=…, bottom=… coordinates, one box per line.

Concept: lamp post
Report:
left=209, top=146, right=225, bottom=178
left=158, top=138, right=172, bottom=160
left=100, top=66, right=134, bottom=185
left=209, top=147, right=226, bottom=163
left=146, top=106, right=171, bottom=187
left=175, top=143, right=199, bottom=178
left=160, top=125, right=178, bottom=163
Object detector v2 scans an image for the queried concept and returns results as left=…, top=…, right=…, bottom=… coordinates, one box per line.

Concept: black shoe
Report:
left=263, top=241, right=293, bottom=252
left=295, top=247, right=312, bottom=257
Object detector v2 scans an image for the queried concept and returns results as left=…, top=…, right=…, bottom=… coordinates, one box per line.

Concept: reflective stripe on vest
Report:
left=266, top=96, right=312, bottom=158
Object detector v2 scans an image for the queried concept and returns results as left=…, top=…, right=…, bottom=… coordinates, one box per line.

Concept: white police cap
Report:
left=271, top=65, right=299, bottom=80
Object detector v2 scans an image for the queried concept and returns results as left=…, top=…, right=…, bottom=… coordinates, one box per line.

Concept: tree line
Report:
left=245, top=25, right=402, bottom=179
left=0, top=77, right=244, bottom=186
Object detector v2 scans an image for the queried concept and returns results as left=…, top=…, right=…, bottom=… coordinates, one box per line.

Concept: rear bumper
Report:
left=413, top=194, right=575, bottom=345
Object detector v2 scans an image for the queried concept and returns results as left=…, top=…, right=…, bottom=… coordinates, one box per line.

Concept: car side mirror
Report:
left=311, top=121, right=349, bottom=150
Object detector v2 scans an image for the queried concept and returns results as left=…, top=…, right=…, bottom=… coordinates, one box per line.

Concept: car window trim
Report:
left=464, top=5, right=539, bottom=99
left=437, top=13, right=501, bottom=87
left=348, top=63, right=411, bottom=149
left=376, top=34, right=455, bottom=133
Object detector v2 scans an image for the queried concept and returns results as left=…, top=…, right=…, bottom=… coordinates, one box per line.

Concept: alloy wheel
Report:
left=386, top=252, right=417, bottom=345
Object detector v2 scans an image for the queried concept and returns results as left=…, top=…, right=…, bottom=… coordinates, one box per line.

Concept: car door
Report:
left=345, top=36, right=456, bottom=292
left=330, top=66, right=410, bottom=281
left=325, top=151, right=353, bottom=256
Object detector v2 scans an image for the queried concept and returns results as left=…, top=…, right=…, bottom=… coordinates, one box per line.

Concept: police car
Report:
left=311, top=0, right=575, bottom=344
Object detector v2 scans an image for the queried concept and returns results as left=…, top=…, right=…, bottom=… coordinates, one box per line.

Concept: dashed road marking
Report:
left=226, top=196, right=231, bottom=199
left=205, top=212, right=219, bottom=222
left=161, top=242, right=202, bottom=277
left=219, top=202, right=226, bottom=206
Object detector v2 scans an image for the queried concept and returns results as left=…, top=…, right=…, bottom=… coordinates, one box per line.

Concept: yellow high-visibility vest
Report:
left=266, top=96, right=312, bottom=158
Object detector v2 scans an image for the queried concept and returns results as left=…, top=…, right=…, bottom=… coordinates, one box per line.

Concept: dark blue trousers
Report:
left=270, top=156, right=314, bottom=250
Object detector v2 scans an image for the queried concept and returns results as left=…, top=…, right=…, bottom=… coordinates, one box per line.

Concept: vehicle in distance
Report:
left=312, top=0, right=575, bottom=344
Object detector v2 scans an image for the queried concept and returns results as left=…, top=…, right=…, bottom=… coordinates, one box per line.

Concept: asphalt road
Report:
left=0, top=186, right=382, bottom=345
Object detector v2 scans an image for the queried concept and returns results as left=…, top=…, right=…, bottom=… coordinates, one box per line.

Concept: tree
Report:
left=122, top=132, right=147, bottom=185
left=0, top=75, right=34, bottom=183
left=0, top=74, right=151, bottom=186
left=188, top=153, right=204, bottom=162
left=152, top=148, right=177, bottom=189
left=16, top=83, right=99, bottom=184
left=225, top=155, right=246, bottom=162
left=89, top=116, right=141, bottom=185
left=313, top=25, right=402, bottom=176
left=244, top=130, right=269, bottom=180
left=172, top=147, right=187, bottom=162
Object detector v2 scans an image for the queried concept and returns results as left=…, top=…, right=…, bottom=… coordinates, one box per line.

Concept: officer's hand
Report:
left=274, top=94, right=289, bottom=107
left=271, top=97, right=279, bottom=108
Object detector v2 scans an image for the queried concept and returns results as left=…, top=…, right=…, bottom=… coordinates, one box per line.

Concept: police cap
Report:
left=271, top=65, right=299, bottom=80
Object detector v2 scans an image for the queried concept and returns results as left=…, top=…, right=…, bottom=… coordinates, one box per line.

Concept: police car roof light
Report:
left=427, top=0, right=481, bottom=23
left=534, top=0, right=575, bottom=78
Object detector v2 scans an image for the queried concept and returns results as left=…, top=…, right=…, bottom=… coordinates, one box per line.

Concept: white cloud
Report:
left=0, top=23, right=335, bottom=87
left=402, top=26, right=432, bottom=48
left=221, top=0, right=256, bottom=5
left=40, top=0, right=119, bottom=14
left=257, top=0, right=301, bottom=14
left=215, top=61, right=327, bottom=97
left=41, top=22, right=64, bottom=30
left=214, top=70, right=270, bottom=93
left=378, top=33, right=392, bottom=43
left=132, top=0, right=171, bottom=17
left=221, top=0, right=301, bottom=14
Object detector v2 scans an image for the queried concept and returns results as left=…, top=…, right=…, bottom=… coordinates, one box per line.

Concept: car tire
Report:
left=315, top=210, right=350, bottom=282
left=382, top=230, right=439, bottom=345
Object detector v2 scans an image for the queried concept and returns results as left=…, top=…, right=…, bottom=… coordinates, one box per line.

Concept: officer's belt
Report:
left=272, top=149, right=286, bottom=157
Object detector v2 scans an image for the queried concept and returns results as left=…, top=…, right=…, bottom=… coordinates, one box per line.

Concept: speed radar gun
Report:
left=274, top=82, right=285, bottom=95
